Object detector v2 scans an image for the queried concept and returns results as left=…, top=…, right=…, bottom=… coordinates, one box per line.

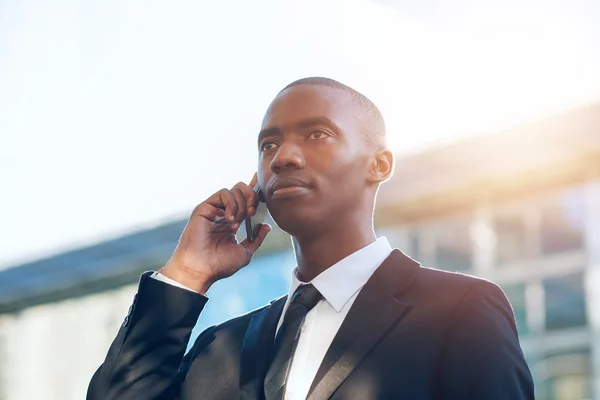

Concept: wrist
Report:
left=159, top=263, right=216, bottom=294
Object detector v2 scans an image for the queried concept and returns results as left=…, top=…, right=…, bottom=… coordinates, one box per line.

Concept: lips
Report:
left=269, top=177, right=311, bottom=196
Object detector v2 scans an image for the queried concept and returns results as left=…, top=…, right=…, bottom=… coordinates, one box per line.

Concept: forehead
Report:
left=261, top=84, right=356, bottom=131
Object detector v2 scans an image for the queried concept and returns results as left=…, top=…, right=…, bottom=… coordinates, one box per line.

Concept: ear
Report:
left=368, top=149, right=394, bottom=184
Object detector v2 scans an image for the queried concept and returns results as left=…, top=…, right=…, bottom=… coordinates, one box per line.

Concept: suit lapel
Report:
left=307, top=249, right=420, bottom=400
left=239, top=296, right=287, bottom=400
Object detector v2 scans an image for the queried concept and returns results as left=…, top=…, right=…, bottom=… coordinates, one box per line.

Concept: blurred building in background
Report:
left=0, top=104, right=599, bottom=400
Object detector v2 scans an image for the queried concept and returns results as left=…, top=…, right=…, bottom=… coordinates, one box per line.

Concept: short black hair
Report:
left=280, top=77, right=386, bottom=149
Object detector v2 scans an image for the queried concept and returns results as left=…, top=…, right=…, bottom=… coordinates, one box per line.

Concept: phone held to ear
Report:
left=235, top=185, right=268, bottom=243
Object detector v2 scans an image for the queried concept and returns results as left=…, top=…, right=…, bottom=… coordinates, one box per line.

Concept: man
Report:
left=87, top=77, right=534, bottom=399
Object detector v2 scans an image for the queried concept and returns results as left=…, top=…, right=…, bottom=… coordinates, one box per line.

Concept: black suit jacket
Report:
left=87, top=249, right=534, bottom=399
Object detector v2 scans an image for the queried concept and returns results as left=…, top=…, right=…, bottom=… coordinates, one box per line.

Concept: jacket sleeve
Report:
left=87, top=271, right=208, bottom=400
left=440, top=280, right=535, bottom=400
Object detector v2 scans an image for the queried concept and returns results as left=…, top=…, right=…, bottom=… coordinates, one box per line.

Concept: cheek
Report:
left=321, top=154, right=366, bottom=199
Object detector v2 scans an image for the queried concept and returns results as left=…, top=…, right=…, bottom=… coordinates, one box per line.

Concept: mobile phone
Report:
left=235, top=185, right=268, bottom=243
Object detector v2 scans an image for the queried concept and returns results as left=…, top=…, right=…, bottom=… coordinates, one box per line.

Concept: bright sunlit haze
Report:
left=1, top=0, right=599, bottom=268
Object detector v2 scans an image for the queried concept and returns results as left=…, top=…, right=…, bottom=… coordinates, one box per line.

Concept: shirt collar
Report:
left=287, top=237, right=393, bottom=313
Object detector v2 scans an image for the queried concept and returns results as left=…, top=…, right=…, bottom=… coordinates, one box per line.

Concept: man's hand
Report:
left=159, top=174, right=271, bottom=294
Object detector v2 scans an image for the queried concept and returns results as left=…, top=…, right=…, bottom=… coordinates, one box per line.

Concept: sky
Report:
left=1, top=0, right=599, bottom=268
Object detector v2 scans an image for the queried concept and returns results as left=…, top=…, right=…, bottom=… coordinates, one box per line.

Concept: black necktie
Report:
left=263, top=284, right=322, bottom=400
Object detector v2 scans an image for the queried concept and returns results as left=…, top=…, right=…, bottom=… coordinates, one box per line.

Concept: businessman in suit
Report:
left=88, top=77, right=534, bottom=399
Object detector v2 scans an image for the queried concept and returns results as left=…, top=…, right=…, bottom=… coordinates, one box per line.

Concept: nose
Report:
left=270, top=142, right=305, bottom=173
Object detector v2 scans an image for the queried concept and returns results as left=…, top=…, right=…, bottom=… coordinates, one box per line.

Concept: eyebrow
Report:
left=257, top=116, right=341, bottom=145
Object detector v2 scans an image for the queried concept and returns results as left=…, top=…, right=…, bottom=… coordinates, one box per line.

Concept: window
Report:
left=537, top=374, right=591, bottom=400
left=552, top=375, right=591, bottom=400
left=492, top=209, right=528, bottom=265
left=501, top=283, right=528, bottom=335
left=539, top=187, right=585, bottom=255
left=375, top=226, right=411, bottom=256
left=535, top=350, right=591, bottom=400
left=544, top=273, right=587, bottom=331
left=431, top=216, right=472, bottom=272
left=407, top=229, right=421, bottom=261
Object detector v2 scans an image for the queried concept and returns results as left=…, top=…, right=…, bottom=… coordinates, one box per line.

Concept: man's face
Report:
left=257, top=84, right=372, bottom=235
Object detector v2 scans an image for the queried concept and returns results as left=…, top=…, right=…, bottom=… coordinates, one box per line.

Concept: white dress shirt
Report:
left=151, top=236, right=393, bottom=400
left=275, top=237, right=392, bottom=400
left=151, top=271, right=198, bottom=292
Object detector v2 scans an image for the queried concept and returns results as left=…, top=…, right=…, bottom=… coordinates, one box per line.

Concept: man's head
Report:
left=257, top=77, right=393, bottom=237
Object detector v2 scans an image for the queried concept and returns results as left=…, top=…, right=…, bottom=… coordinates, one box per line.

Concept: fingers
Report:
left=231, top=181, right=259, bottom=217
left=219, top=189, right=239, bottom=225
left=201, top=182, right=258, bottom=227
left=202, top=189, right=238, bottom=230
left=191, top=202, right=225, bottom=222
left=249, top=172, right=258, bottom=189
left=230, top=188, right=247, bottom=224
left=240, top=223, right=271, bottom=253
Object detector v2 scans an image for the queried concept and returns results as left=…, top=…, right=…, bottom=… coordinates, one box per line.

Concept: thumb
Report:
left=241, top=223, right=272, bottom=254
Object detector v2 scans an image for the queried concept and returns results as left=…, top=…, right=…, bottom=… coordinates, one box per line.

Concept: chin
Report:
left=269, top=208, right=320, bottom=237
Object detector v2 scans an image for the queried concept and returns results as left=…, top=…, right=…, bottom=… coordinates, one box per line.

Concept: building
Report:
left=1, top=103, right=599, bottom=400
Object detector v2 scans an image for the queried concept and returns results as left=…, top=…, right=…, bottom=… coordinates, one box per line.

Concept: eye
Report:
left=260, top=141, right=278, bottom=151
left=308, top=131, right=330, bottom=140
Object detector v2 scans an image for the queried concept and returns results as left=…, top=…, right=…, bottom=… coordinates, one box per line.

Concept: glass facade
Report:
left=407, top=230, right=421, bottom=261
left=492, top=208, right=529, bottom=265
left=502, top=282, right=528, bottom=335
left=536, top=349, right=592, bottom=400
left=491, top=186, right=586, bottom=267
left=539, top=187, right=586, bottom=256
left=385, top=183, right=593, bottom=400
left=431, top=216, right=472, bottom=273
left=544, top=272, right=587, bottom=331
left=399, top=216, right=473, bottom=273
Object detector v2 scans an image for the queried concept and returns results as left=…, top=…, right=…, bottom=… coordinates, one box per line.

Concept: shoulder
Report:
left=411, top=265, right=513, bottom=319
left=384, top=250, right=509, bottom=316
left=415, top=265, right=507, bottom=301
left=414, top=266, right=516, bottom=332
left=415, top=271, right=535, bottom=397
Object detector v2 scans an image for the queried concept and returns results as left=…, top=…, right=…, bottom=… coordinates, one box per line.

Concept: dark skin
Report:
left=160, top=84, right=393, bottom=292
left=259, top=85, right=393, bottom=281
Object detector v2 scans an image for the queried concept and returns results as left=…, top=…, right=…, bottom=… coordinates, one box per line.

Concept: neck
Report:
left=291, top=217, right=377, bottom=282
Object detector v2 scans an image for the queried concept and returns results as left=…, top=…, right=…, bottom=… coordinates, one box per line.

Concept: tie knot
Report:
left=290, top=284, right=322, bottom=311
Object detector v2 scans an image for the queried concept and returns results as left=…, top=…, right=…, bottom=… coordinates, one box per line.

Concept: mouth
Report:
left=269, top=178, right=311, bottom=199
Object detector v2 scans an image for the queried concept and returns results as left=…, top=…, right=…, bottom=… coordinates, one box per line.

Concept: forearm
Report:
left=87, top=272, right=208, bottom=400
